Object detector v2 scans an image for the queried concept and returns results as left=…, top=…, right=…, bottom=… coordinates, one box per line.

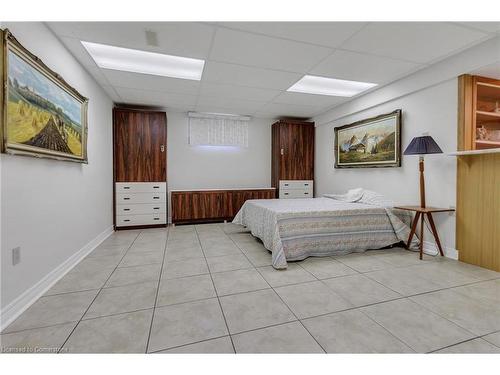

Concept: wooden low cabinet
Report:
left=171, top=188, right=276, bottom=224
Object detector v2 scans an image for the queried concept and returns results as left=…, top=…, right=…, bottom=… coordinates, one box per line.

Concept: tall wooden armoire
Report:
left=271, top=119, right=315, bottom=198
left=113, top=108, right=167, bottom=229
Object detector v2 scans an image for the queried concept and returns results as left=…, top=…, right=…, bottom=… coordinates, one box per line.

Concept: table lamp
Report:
left=403, top=135, right=443, bottom=208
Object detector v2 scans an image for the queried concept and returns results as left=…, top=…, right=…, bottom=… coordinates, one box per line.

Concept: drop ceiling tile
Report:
left=196, top=96, right=267, bottom=114
left=256, top=102, right=322, bottom=118
left=114, top=87, right=198, bottom=109
left=341, top=22, right=489, bottom=64
left=57, top=36, right=111, bottom=81
left=102, top=70, right=200, bottom=95
left=48, top=22, right=215, bottom=59
left=218, top=22, right=367, bottom=48
left=209, top=28, right=333, bottom=73
left=202, top=61, right=301, bottom=90
left=199, top=82, right=280, bottom=102
left=272, top=91, right=348, bottom=107
left=310, top=50, right=422, bottom=84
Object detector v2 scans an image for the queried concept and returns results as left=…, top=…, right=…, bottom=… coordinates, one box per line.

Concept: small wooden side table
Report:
left=394, top=206, right=455, bottom=260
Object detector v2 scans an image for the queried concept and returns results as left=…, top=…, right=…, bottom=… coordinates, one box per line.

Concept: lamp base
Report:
left=419, top=156, right=426, bottom=208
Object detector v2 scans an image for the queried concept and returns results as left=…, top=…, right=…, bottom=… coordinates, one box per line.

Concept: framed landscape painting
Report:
left=334, top=109, right=401, bottom=168
left=1, top=29, right=88, bottom=162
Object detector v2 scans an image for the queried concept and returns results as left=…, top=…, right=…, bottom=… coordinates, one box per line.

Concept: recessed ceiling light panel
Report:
left=81, top=41, right=205, bottom=81
left=287, top=75, right=377, bottom=97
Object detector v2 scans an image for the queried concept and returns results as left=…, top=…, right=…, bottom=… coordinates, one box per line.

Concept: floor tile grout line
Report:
left=361, top=267, right=499, bottom=299
left=225, top=226, right=327, bottom=353
left=148, top=334, right=231, bottom=354
left=81, top=306, right=154, bottom=323
left=56, top=230, right=142, bottom=353
left=292, top=258, right=369, bottom=310
left=144, top=227, right=170, bottom=354
left=194, top=224, right=237, bottom=354
left=355, top=307, right=417, bottom=353
left=426, top=332, right=500, bottom=353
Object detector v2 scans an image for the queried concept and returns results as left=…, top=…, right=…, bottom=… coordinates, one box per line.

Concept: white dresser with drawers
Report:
left=279, top=180, right=313, bottom=199
left=115, top=182, right=167, bottom=227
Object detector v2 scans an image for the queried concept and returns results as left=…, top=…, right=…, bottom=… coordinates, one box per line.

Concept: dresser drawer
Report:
left=279, top=180, right=313, bottom=190
left=116, top=193, right=166, bottom=204
left=115, top=182, right=166, bottom=193
left=116, top=203, right=166, bottom=215
left=280, top=188, right=313, bottom=199
left=116, top=213, right=167, bottom=227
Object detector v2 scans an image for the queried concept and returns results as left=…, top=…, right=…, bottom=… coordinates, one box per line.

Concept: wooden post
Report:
left=419, top=156, right=426, bottom=208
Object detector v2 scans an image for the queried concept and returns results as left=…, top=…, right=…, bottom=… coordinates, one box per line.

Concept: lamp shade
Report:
left=403, top=136, right=443, bottom=155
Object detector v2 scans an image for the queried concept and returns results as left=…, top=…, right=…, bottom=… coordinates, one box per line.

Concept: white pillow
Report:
left=323, top=188, right=364, bottom=202
left=325, top=188, right=394, bottom=207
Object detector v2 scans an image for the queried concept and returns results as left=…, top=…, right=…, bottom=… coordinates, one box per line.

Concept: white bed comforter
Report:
left=233, top=197, right=417, bottom=269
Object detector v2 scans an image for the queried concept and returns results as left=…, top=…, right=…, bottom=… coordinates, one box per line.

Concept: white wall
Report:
left=1, top=23, right=114, bottom=313
left=313, top=35, right=500, bottom=255
left=166, top=111, right=272, bottom=219
left=315, top=80, right=458, bottom=251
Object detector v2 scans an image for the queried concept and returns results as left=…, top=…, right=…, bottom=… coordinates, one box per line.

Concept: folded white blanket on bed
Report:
left=324, top=188, right=394, bottom=208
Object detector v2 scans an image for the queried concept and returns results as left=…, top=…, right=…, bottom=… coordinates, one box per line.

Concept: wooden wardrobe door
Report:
left=279, top=122, right=314, bottom=180
left=142, top=112, right=167, bottom=182
left=299, top=123, right=315, bottom=181
left=114, top=109, right=166, bottom=182
left=114, top=110, right=145, bottom=182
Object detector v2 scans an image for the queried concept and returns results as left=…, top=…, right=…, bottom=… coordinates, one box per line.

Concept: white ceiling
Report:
left=47, top=22, right=499, bottom=119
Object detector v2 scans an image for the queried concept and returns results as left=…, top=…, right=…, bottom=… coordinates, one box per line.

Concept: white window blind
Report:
left=188, top=112, right=250, bottom=147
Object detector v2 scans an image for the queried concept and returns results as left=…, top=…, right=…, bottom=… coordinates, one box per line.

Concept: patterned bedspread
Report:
left=233, top=198, right=417, bottom=269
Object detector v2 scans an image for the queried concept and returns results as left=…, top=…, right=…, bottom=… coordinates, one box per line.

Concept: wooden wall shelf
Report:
left=448, top=148, right=500, bottom=156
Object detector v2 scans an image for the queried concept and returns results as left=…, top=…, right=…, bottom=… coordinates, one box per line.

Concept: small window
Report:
left=188, top=112, right=249, bottom=147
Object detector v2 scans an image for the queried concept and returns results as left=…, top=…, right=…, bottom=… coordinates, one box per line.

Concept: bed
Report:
left=233, top=197, right=417, bottom=269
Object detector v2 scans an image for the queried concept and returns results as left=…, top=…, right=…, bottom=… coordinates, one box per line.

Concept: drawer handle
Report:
left=153, top=186, right=160, bottom=189
left=284, top=192, right=289, bottom=195
left=124, top=208, right=130, bottom=211
left=153, top=196, right=160, bottom=200
left=304, top=184, right=309, bottom=186
left=154, top=218, right=159, bottom=221
left=124, top=219, right=130, bottom=222
left=304, top=192, right=309, bottom=195
left=284, top=184, right=289, bottom=186
left=153, top=207, right=160, bottom=210
left=123, top=197, right=130, bottom=200
left=123, top=186, right=130, bottom=189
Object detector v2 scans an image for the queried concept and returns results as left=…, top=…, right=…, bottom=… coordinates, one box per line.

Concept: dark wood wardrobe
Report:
left=113, top=108, right=167, bottom=229
left=271, top=119, right=315, bottom=198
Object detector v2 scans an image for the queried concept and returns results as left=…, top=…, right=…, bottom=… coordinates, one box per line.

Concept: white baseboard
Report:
left=0, top=225, right=114, bottom=332
left=422, top=240, right=458, bottom=260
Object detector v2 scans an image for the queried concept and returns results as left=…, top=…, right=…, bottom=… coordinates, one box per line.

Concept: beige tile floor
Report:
left=1, top=223, right=500, bottom=354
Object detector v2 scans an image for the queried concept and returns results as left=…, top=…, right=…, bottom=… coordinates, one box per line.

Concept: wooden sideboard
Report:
left=171, top=188, right=276, bottom=224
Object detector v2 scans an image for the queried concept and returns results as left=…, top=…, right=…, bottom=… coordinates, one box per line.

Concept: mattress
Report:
left=233, top=197, right=417, bottom=269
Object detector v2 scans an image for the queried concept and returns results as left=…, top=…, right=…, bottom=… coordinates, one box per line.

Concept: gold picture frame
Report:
left=334, top=109, right=402, bottom=168
left=1, top=29, right=89, bottom=163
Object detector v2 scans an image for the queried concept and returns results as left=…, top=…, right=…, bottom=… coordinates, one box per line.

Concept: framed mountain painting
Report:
left=334, top=109, right=402, bottom=168
left=1, top=29, right=88, bottom=163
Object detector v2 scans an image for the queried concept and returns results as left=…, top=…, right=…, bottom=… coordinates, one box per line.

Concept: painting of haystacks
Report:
left=334, top=110, right=401, bottom=168
left=2, top=30, right=88, bottom=162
